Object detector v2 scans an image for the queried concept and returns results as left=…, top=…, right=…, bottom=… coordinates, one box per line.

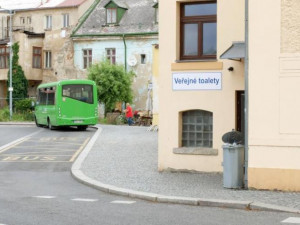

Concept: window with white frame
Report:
left=27, top=17, right=31, bottom=24
left=45, top=15, right=52, bottom=30
left=20, top=17, right=25, bottom=25
left=62, top=14, right=69, bottom=28
left=32, top=47, right=42, bottom=69
left=0, top=46, right=9, bottom=69
left=181, top=110, right=213, bottom=148
left=44, top=51, right=52, bottom=68
left=141, top=54, right=146, bottom=64
left=106, top=48, right=116, bottom=64
left=106, top=8, right=117, bottom=24
left=83, top=49, right=92, bottom=69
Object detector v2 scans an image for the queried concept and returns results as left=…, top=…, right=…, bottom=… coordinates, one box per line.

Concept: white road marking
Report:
left=282, top=217, right=300, bottom=224
left=0, top=130, right=43, bottom=153
left=33, top=196, right=56, bottom=199
left=71, top=198, right=98, bottom=202
left=111, top=200, right=136, bottom=204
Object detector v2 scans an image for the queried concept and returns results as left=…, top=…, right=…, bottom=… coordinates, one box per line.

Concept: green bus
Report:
left=34, top=79, right=98, bottom=130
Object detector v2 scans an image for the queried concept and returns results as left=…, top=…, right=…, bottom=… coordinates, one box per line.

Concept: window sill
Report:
left=173, top=147, right=218, bottom=156
left=171, top=61, right=223, bottom=71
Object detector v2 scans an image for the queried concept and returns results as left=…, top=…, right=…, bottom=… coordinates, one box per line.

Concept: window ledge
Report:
left=173, top=147, right=218, bottom=156
left=171, top=61, right=223, bottom=71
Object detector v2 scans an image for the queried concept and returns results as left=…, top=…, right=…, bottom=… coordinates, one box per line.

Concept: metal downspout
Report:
left=244, top=0, right=249, bottom=189
left=122, top=34, right=127, bottom=72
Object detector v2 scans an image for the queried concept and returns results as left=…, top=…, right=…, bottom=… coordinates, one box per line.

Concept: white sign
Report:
left=172, top=72, right=222, bottom=91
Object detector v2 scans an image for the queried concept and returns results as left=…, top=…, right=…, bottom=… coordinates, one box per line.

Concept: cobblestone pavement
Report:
left=80, top=125, right=300, bottom=211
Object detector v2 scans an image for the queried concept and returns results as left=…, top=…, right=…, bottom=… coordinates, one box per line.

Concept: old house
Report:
left=0, top=0, right=94, bottom=108
left=71, top=0, right=158, bottom=111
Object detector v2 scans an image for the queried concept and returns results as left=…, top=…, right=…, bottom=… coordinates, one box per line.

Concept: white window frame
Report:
left=45, top=15, right=52, bottom=30
left=62, top=14, right=69, bottom=28
left=106, top=8, right=117, bottom=24
left=83, top=49, right=92, bottom=69
left=44, top=51, right=52, bottom=69
left=27, top=16, right=31, bottom=24
left=106, top=48, right=116, bottom=64
left=20, top=17, right=25, bottom=25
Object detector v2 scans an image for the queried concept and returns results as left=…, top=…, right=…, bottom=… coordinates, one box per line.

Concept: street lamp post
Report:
left=0, top=7, right=14, bottom=120
left=8, top=10, right=13, bottom=120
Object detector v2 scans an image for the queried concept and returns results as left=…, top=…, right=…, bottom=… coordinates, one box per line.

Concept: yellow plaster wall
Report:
left=158, top=0, right=245, bottom=172
left=152, top=45, right=159, bottom=126
left=248, top=0, right=300, bottom=191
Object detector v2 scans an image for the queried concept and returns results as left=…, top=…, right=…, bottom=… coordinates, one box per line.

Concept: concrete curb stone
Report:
left=71, top=125, right=300, bottom=214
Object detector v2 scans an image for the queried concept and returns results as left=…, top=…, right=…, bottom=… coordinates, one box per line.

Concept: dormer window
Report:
left=104, top=1, right=127, bottom=25
left=107, top=8, right=117, bottom=24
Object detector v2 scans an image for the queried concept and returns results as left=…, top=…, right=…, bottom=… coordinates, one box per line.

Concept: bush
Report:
left=0, top=107, right=10, bottom=122
left=88, top=60, right=134, bottom=113
left=15, top=99, right=33, bottom=113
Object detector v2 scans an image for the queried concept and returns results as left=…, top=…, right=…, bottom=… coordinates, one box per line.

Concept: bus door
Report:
left=35, top=87, right=56, bottom=125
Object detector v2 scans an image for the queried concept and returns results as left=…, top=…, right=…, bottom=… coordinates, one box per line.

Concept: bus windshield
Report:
left=62, top=84, right=94, bottom=104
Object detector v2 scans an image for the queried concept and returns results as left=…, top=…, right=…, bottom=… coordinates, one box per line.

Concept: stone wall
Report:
left=281, top=0, right=300, bottom=53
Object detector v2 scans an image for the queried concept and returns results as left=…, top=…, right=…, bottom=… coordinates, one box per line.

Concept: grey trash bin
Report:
left=222, top=144, right=244, bottom=188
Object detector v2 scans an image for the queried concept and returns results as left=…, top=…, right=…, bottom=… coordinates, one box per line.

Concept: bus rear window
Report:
left=62, top=84, right=93, bottom=104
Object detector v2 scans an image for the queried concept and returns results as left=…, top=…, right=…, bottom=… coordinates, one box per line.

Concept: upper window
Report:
left=32, top=47, right=42, bottom=69
left=83, top=49, right=92, bottom=69
left=141, top=54, right=146, bottom=64
left=106, top=48, right=116, bottom=64
left=20, top=17, right=25, bottom=25
left=0, top=46, right=9, bottom=69
left=62, top=14, right=69, bottom=28
left=27, top=17, right=31, bottom=24
left=182, top=110, right=213, bottom=148
left=106, top=8, right=117, bottom=24
left=180, top=2, right=217, bottom=60
left=45, top=15, right=52, bottom=30
left=44, top=51, right=52, bottom=69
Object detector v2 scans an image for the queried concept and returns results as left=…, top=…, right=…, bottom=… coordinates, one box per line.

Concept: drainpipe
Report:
left=244, top=0, right=249, bottom=189
left=122, top=34, right=127, bottom=72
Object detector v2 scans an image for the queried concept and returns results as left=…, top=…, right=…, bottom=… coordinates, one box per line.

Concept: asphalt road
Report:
left=0, top=125, right=298, bottom=225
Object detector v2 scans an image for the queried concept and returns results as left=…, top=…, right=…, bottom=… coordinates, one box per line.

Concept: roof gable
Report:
left=104, top=0, right=128, bottom=10
left=72, top=0, right=158, bottom=37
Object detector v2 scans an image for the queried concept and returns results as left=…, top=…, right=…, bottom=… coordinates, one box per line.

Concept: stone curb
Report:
left=71, top=125, right=300, bottom=214
left=0, top=122, right=35, bottom=125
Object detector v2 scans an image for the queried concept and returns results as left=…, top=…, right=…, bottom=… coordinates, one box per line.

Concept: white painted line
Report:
left=111, top=200, right=136, bottom=204
left=282, top=217, right=300, bottom=223
left=33, top=196, right=56, bottom=199
left=0, top=223, right=8, bottom=225
left=0, top=130, right=43, bottom=153
left=71, top=198, right=98, bottom=202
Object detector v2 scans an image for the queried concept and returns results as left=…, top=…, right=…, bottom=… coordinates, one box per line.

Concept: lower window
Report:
left=182, top=110, right=213, bottom=148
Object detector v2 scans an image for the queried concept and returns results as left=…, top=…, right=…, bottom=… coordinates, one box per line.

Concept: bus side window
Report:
left=39, top=89, right=47, bottom=105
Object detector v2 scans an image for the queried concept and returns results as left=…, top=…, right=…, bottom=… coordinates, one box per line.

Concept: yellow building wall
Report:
left=152, top=44, right=159, bottom=126
left=248, top=0, right=300, bottom=191
left=158, top=0, right=245, bottom=172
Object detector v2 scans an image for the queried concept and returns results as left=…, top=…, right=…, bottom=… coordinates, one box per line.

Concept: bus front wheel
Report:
left=35, top=117, right=41, bottom=127
left=47, top=118, right=54, bottom=130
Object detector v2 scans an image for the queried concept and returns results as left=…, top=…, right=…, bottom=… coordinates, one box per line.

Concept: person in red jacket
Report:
left=124, top=103, right=134, bottom=126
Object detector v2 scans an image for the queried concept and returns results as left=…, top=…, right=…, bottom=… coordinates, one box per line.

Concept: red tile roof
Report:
left=57, top=0, right=86, bottom=7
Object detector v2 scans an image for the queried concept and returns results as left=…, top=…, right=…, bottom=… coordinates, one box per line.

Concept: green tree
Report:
left=7, top=42, right=28, bottom=106
left=88, top=61, right=134, bottom=113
